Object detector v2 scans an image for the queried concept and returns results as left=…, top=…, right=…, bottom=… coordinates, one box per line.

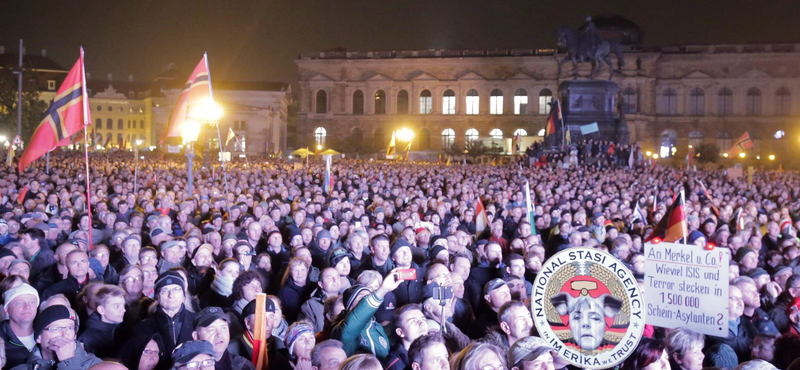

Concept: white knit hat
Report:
left=3, top=283, right=39, bottom=308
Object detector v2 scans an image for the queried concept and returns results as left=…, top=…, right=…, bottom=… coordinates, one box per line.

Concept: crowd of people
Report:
left=0, top=147, right=797, bottom=370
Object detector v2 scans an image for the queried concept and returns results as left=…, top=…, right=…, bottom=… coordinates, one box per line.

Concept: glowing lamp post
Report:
left=184, top=100, right=223, bottom=197
left=396, top=128, right=414, bottom=160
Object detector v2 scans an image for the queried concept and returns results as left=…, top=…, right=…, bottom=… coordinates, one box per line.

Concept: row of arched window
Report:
left=313, top=126, right=531, bottom=149
left=95, top=105, right=145, bottom=113
left=659, top=129, right=787, bottom=157
left=657, top=87, right=791, bottom=116
left=94, top=118, right=145, bottom=130
left=315, top=88, right=555, bottom=115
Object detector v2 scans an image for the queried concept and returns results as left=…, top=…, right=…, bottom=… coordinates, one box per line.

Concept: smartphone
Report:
left=397, top=269, right=417, bottom=281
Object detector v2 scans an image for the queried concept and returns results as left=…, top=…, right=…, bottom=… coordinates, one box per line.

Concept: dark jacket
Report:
left=0, top=320, right=34, bottom=369
left=101, top=265, right=119, bottom=285
left=384, top=342, right=409, bottom=370
left=42, top=274, right=102, bottom=303
left=705, top=318, right=757, bottom=362
left=356, top=257, right=394, bottom=278
left=277, top=278, right=313, bottom=323
left=216, top=350, right=255, bottom=370
left=330, top=291, right=390, bottom=360
left=29, top=249, right=56, bottom=283
left=77, top=313, right=119, bottom=359
left=393, top=262, right=425, bottom=307
left=133, top=305, right=196, bottom=356
left=768, top=292, right=793, bottom=333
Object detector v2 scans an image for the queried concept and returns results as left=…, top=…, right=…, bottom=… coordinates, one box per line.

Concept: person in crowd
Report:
left=309, top=339, right=346, bottom=370
left=134, top=271, right=196, bottom=356
left=299, top=267, right=340, bottom=333
left=667, top=327, right=706, bottom=370
left=170, top=340, right=215, bottom=370
left=1, top=283, right=39, bottom=369
left=13, top=305, right=101, bottom=370
left=278, top=258, right=313, bottom=323
left=507, top=336, right=569, bottom=370
left=450, top=341, right=507, bottom=370
left=385, top=304, right=427, bottom=370
left=338, top=353, right=383, bottom=370
left=408, top=334, right=449, bottom=370
left=191, top=306, right=254, bottom=370
left=77, top=285, right=126, bottom=359
left=117, top=333, right=164, bottom=370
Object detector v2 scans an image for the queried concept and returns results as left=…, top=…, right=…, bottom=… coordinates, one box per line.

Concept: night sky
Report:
left=2, top=0, right=800, bottom=85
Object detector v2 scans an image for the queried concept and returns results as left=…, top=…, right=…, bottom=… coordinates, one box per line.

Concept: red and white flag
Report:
left=161, top=54, right=212, bottom=143
left=475, top=197, right=489, bottom=237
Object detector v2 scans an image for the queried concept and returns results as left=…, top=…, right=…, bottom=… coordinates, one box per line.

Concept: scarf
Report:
left=233, top=298, right=249, bottom=314
left=211, top=275, right=235, bottom=297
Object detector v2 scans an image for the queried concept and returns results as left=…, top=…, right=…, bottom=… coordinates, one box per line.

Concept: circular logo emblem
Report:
left=531, top=248, right=645, bottom=369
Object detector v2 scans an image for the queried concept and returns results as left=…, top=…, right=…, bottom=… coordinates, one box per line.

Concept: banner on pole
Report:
left=644, top=242, right=730, bottom=337
left=166, top=145, right=180, bottom=154
left=580, top=123, right=599, bottom=135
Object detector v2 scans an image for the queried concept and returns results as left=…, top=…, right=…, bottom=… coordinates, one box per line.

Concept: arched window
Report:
left=717, top=131, right=732, bottom=153
left=442, top=90, right=455, bottom=115
left=419, top=90, right=432, bottom=114
left=659, top=89, right=678, bottom=115
left=513, top=128, right=528, bottom=137
left=96, top=105, right=101, bottom=111
left=441, top=128, right=455, bottom=149
left=315, top=90, right=327, bottom=113
left=489, top=89, right=503, bottom=115
left=397, top=90, right=409, bottom=114
left=622, top=88, right=637, bottom=114
left=689, top=88, right=705, bottom=116
left=660, top=130, right=678, bottom=158
left=351, top=128, right=363, bottom=144
left=419, top=129, right=431, bottom=149
left=374, top=90, right=386, bottom=114
left=314, top=127, right=326, bottom=145
left=466, top=89, right=479, bottom=115
left=117, top=119, right=123, bottom=130
left=776, top=87, right=791, bottom=115
left=95, top=118, right=102, bottom=129
left=538, top=89, right=553, bottom=114
left=718, top=88, right=733, bottom=116
left=688, top=131, right=704, bottom=148
left=352, top=90, right=364, bottom=115
left=465, top=128, right=479, bottom=143
left=106, top=119, right=112, bottom=129
left=746, top=88, right=762, bottom=116
left=537, top=129, right=545, bottom=136
left=514, top=89, right=528, bottom=115
left=489, top=128, right=503, bottom=139
left=140, top=120, right=144, bottom=129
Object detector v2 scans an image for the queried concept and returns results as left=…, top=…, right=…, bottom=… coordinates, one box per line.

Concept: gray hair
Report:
left=451, top=342, right=507, bottom=370
left=734, top=359, right=778, bottom=370
left=666, top=327, right=705, bottom=360
left=310, top=340, right=343, bottom=368
left=732, top=276, right=757, bottom=289
left=339, top=353, right=382, bottom=370
left=357, top=270, right=383, bottom=288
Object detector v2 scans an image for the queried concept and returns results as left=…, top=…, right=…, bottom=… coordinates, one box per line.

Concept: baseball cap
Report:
left=193, top=306, right=229, bottom=328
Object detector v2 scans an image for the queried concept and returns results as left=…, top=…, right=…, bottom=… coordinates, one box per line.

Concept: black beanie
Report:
left=34, top=305, right=74, bottom=339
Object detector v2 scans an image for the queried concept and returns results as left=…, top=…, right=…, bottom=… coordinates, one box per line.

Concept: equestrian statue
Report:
left=557, top=17, right=625, bottom=80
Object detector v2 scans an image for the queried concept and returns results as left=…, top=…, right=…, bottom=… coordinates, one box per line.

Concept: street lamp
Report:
left=738, top=152, right=746, bottom=159
left=183, top=100, right=223, bottom=197
left=769, top=154, right=776, bottom=161
left=396, top=128, right=415, bottom=142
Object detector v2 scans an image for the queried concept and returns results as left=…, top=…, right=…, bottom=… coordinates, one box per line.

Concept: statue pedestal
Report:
left=557, top=80, right=629, bottom=145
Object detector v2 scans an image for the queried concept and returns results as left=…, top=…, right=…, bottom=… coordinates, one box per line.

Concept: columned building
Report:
left=295, top=18, right=800, bottom=163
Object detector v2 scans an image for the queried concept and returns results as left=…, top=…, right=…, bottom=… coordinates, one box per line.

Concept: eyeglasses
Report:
left=181, top=359, right=215, bottom=370
left=123, top=275, right=143, bottom=283
left=142, top=348, right=161, bottom=357
left=46, top=324, right=76, bottom=333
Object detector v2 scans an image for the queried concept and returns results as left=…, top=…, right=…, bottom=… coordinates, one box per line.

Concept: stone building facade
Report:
left=295, top=41, right=800, bottom=163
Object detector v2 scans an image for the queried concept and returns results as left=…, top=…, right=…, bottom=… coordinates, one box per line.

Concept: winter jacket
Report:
left=393, top=262, right=425, bottom=307
left=117, top=333, right=165, bottom=370
left=384, top=342, right=408, bottom=370
left=77, top=313, right=119, bottom=359
left=0, top=320, right=34, bottom=369
left=298, top=288, right=328, bottom=333
left=330, top=291, right=390, bottom=360
left=133, top=305, right=196, bottom=356
left=41, top=274, right=102, bottom=303
left=216, top=350, right=255, bottom=370
left=10, top=341, right=101, bottom=370
left=768, top=292, right=793, bottom=333
left=277, top=278, right=313, bottom=323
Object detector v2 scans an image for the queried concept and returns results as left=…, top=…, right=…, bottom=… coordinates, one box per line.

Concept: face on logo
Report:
left=551, top=293, right=622, bottom=350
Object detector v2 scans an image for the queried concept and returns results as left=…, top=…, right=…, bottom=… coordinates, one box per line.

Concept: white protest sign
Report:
left=644, top=242, right=730, bottom=337
left=166, top=145, right=180, bottom=154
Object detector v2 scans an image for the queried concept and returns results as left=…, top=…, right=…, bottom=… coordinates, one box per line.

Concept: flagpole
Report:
left=79, top=46, right=93, bottom=250
left=204, top=52, right=231, bottom=213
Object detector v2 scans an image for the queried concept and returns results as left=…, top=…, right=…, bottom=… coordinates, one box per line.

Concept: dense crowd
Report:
left=0, top=146, right=797, bottom=370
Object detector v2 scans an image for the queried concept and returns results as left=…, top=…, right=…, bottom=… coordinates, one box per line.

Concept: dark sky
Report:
left=2, top=0, right=799, bottom=85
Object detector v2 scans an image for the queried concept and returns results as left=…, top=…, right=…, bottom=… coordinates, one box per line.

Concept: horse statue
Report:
left=556, top=25, right=625, bottom=80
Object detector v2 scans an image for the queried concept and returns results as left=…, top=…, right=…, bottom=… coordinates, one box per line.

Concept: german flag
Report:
left=18, top=51, right=89, bottom=173
left=645, top=190, right=688, bottom=243
left=545, top=106, right=557, bottom=136
left=161, top=55, right=212, bottom=143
